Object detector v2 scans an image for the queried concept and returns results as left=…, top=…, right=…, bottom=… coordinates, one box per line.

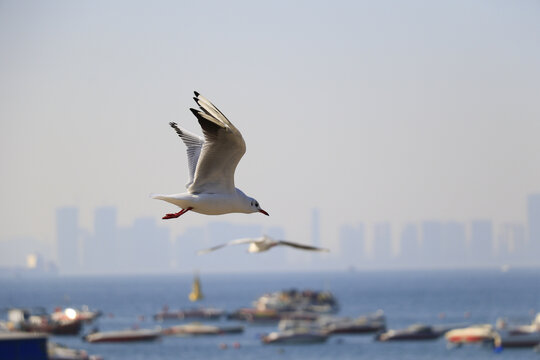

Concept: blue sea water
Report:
left=1, top=269, right=539, bottom=360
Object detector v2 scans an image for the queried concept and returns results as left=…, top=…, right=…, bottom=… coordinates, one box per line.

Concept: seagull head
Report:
left=248, top=197, right=269, bottom=216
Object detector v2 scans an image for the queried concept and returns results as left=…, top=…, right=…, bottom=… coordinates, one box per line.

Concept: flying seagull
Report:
left=197, top=235, right=330, bottom=254
left=151, top=92, right=269, bottom=219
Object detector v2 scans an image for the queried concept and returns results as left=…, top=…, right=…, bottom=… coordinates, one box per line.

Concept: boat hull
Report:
left=84, top=330, right=161, bottom=343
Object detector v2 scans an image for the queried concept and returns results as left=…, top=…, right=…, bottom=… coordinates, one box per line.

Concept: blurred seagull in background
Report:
left=151, top=91, right=269, bottom=219
left=197, top=235, right=330, bottom=254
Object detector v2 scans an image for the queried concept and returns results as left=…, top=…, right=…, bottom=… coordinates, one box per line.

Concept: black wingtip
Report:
left=189, top=108, right=199, bottom=116
left=194, top=91, right=200, bottom=97
left=169, top=122, right=177, bottom=127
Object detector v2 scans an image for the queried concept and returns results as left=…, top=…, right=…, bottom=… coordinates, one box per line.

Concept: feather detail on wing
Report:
left=187, top=92, right=246, bottom=194
left=169, top=122, right=204, bottom=188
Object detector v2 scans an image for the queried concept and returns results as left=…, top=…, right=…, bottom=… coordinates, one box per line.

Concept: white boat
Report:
left=279, top=311, right=387, bottom=335
left=262, top=329, right=329, bottom=344
left=162, top=323, right=244, bottom=336
left=254, top=289, right=339, bottom=314
left=48, top=342, right=103, bottom=360
left=494, top=329, right=540, bottom=348
left=83, top=328, right=161, bottom=343
left=493, top=313, right=540, bottom=348
left=445, top=324, right=496, bottom=344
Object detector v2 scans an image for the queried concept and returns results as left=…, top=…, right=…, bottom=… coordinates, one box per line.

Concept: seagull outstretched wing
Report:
left=188, top=92, right=246, bottom=194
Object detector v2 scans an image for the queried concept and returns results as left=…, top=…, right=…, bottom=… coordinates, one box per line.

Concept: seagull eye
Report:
left=256, top=202, right=259, bottom=207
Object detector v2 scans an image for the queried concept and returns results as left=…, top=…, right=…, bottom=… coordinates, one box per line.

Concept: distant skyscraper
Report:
left=442, top=222, right=467, bottom=267
left=527, top=194, right=540, bottom=255
left=373, top=222, right=392, bottom=265
left=84, top=206, right=117, bottom=273
left=338, top=223, right=365, bottom=268
left=399, top=223, right=419, bottom=267
left=497, top=223, right=526, bottom=264
left=421, top=221, right=444, bottom=267
left=470, top=220, right=493, bottom=265
left=56, top=207, right=80, bottom=274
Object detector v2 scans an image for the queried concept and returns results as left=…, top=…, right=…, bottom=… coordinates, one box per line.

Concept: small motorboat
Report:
left=493, top=312, right=540, bottom=348
left=254, top=289, right=339, bottom=314
left=494, top=329, right=540, bottom=348
left=162, top=323, right=244, bottom=336
left=445, top=324, right=496, bottom=344
left=493, top=314, right=540, bottom=349
left=48, top=342, right=103, bottom=360
left=50, top=307, right=102, bottom=324
left=227, top=308, right=281, bottom=324
left=261, top=329, right=329, bottom=345
left=323, top=311, right=387, bottom=334
left=8, top=308, right=83, bottom=336
left=83, top=328, right=161, bottom=343
left=154, top=307, right=225, bottom=321
left=375, top=324, right=447, bottom=341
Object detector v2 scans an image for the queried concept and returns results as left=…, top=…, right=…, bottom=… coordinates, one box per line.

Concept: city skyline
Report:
left=1, top=192, right=538, bottom=275
left=1, top=1, right=540, bottom=262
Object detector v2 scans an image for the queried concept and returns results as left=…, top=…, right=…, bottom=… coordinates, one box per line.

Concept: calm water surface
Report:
left=1, top=269, right=539, bottom=359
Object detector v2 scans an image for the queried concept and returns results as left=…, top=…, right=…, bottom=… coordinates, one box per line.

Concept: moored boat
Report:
left=323, top=311, right=387, bottom=334
left=162, top=323, right=244, bottom=336
left=83, top=328, right=161, bottom=343
left=494, top=329, right=540, bottom=348
left=254, top=289, right=339, bottom=314
left=261, top=329, right=329, bottom=345
left=154, top=307, right=225, bottom=321
left=375, top=324, right=445, bottom=341
left=8, top=308, right=83, bottom=336
left=445, top=324, right=496, bottom=344
left=48, top=342, right=103, bottom=360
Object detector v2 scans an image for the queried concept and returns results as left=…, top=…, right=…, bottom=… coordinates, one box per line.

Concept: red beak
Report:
left=259, top=209, right=269, bottom=216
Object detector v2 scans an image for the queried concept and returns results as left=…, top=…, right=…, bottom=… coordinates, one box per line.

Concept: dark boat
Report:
left=8, top=308, right=83, bottom=336
left=83, top=328, right=161, bottom=343
left=375, top=324, right=447, bottom=341
left=262, top=329, right=329, bottom=344
left=324, top=311, right=386, bottom=334
left=162, top=323, right=244, bottom=336
left=154, top=307, right=225, bottom=321
left=20, top=318, right=83, bottom=336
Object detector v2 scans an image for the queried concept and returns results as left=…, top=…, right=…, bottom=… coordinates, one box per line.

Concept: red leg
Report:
left=162, top=207, right=193, bottom=220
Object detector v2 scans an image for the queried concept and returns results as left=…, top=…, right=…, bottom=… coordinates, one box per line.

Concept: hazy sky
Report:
left=1, top=0, right=539, bottom=253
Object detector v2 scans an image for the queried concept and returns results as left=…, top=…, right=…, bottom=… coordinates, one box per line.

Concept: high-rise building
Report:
left=421, top=221, right=444, bottom=267
left=497, top=223, right=526, bottom=264
left=373, top=222, right=392, bottom=266
left=56, top=207, right=80, bottom=274
left=83, top=206, right=117, bottom=273
left=470, top=220, right=493, bottom=266
left=399, top=223, right=419, bottom=267
left=442, top=222, right=467, bottom=267
left=338, top=223, right=365, bottom=268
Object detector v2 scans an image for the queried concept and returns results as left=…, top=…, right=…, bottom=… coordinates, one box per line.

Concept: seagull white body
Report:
left=152, top=92, right=268, bottom=219
left=197, top=235, right=330, bottom=254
